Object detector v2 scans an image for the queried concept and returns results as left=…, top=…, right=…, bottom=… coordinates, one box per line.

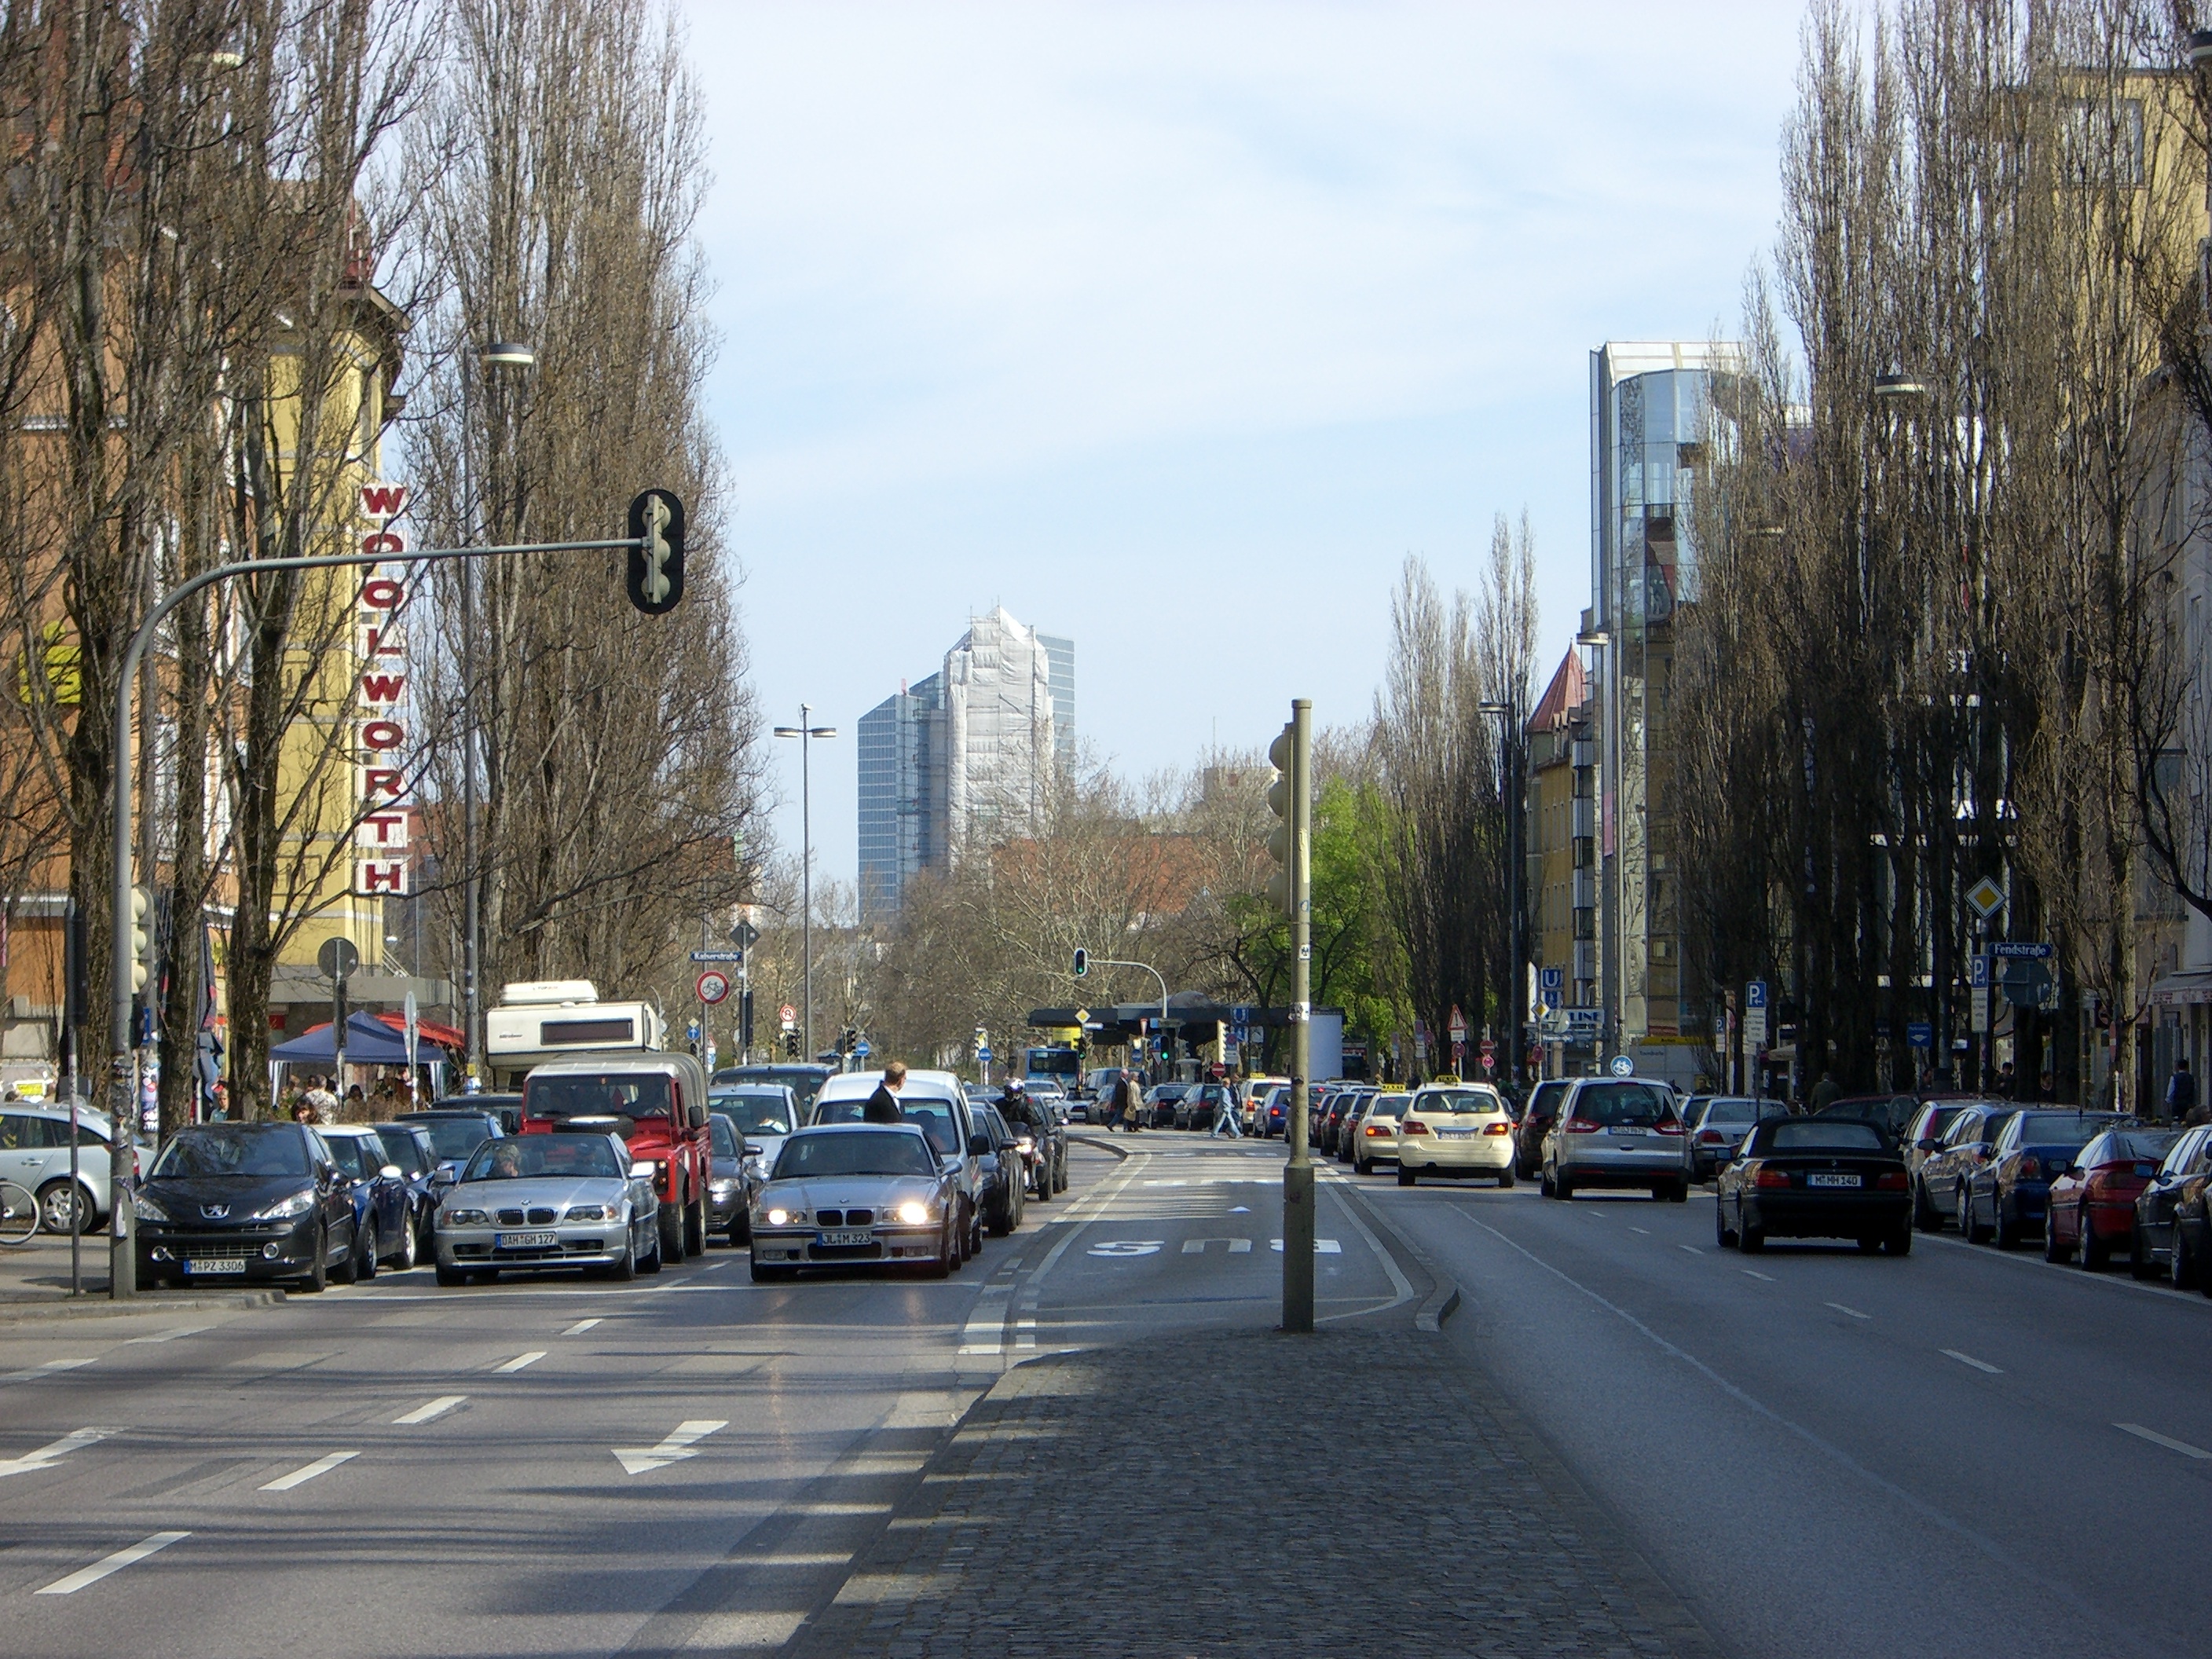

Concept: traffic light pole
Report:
left=106, top=532, right=645, bottom=1298
left=1283, top=699, right=1315, bottom=1334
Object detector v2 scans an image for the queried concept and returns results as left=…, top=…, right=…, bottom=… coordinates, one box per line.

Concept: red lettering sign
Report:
left=361, top=719, right=404, bottom=751
left=361, top=577, right=405, bottom=610
left=361, top=672, right=405, bottom=705
left=360, top=484, right=408, bottom=518
left=362, top=767, right=404, bottom=798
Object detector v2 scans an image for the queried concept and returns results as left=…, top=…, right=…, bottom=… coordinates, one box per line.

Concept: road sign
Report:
left=1610, top=1055, right=1633, bottom=1077
left=1564, top=1009, right=1603, bottom=1031
left=690, top=950, right=743, bottom=963
left=1907, top=1021, right=1933, bottom=1049
left=1232, top=1005, right=1254, bottom=1026
left=1448, top=1006, right=1468, bottom=1043
left=1745, top=980, right=1768, bottom=1009
left=1965, top=876, right=2006, bottom=920
left=855, top=1038, right=872, bottom=1059
left=317, top=936, right=359, bottom=981
left=1990, top=940, right=2054, bottom=958
left=1969, top=955, right=1990, bottom=987
left=730, top=920, right=760, bottom=950
left=778, top=1003, right=797, bottom=1027
left=695, top=970, right=731, bottom=1005
left=1997, top=956, right=2053, bottom=1008
left=976, top=1045, right=993, bottom=1064
left=1074, top=1007, right=1090, bottom=1025
left=1540, top=966, right=1564, bottom=993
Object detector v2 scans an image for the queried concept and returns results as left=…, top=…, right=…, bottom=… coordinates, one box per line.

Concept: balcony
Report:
left=1571, top=868, right=1596, bottom=910
left=1571, top=797, right=1596, bottom=839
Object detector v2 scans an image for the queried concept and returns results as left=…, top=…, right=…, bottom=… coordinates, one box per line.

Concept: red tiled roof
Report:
left=1527, top=649, right=1587, bottom=735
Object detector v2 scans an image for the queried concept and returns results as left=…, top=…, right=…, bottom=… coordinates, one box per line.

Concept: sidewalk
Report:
left=786, top=1324, right=1721, bottom=1659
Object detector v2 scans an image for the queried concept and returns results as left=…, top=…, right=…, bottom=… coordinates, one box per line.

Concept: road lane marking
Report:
left=2, top=1357, right=96, bottom=1384
left=259, top=1451, right=359, bottom=1492
left=1269, top=1238, right=1342, bottom=1252
left=0, top=1426, right=122, bottom=1481
left=493, top=1350, right=547, bottom=1373
left=1086, top=1240, right=1163, bottom=1257
left=36, top=1530, right=189, bottom=1595
left=1181, top=1237, right=1253, bottom=1254
left=2115, top=1423, right=2211, bottom=1459
left=1015, top=1317, right=1037, bottom=1351
left=1826, top=1302, right=1871, bottom=1320
left=1741, top=1269, right=1775, bottom=1283
left=1677, top=1244, right=1704, bottom=1254
left=123, top=1326, right=210, bottom=1345
left=561, top=1318, right=602, bottom=1335
left=392, top=1394, right=467, bottom=1425
left=1630, top=1226, right=1651, bottom=1235
left=1941, top=1349, right=2003, bottom=1375
left=613, top=1418, right=726, bottom=1474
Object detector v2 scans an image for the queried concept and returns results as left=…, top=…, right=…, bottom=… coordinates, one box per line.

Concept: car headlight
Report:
left=250, top=1189, right=317, bottom=1221
left=709, top=1180, right=738, bottom=1200
left=896, top=1200, right=932, bottom=1225
left=630, top=1159, right=658, bottom=1177
left=765, top=1207, right=797, bottom=1226
left=131, top=1192, right=170, bottom=1223
left=443, top=1207, right=489, bottom=1226
left=1015, top=1137, right=1035, bottom=1152
left=565, top=1204, right=608, bottom=1221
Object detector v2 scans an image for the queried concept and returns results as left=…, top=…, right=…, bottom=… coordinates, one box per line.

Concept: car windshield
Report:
left=2089, top=1130, right=2175, bottom=1165
left=372, top=1129, right=426, bottom=1175
left=1525, top=1082, right=1569, bottom=1120
left=1415, top=1089, right=1505, bottom=1115
left=526, top=1073, right=672, bottom=1120
left=773, top=1130, right=937, bottom=1179
left=1702, top=1099, right=1759, bottom=1125
left=713, top=1066, right=831, bottom=1110
left=709, top=1116, right=740, bottom=1157
left=2016, top=1112, right=2124, bottom=1152
left=462, top=1134, right=623, bottom=1181
left=152, top=1127, right=310, bottom=1178
left=1767, top=1121, right=1888, bottom=1152
left=711, top=1091, right=793, bottom=1134
left=1571, top=1084, right=1672, bottom=1126
left=409, top=1116, right=495, bottom=1159
left=814, top=1093, right=961, bottom=1155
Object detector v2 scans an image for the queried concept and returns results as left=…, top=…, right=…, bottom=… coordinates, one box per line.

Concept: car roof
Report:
left=816, top=1069, right=964, bottom=1101
left=317, top=1123, right=379, bottom=1137
left=787, top=1120, right=932, bottom=1139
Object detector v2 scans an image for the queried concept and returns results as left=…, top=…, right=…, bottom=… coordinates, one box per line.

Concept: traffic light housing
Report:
left=739, top=989, right=755, bottom=1049
left=1072, top=947, right=1088, bottom=978
left=625, top=488, right=686, bottom=615
left=1265, top=725, right=1294, bottom=915
left=129, top=885, right=154, bottom=992
left=784, top=1028, right=800, bottom=1058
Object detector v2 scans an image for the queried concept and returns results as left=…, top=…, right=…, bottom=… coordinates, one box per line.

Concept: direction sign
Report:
left=1907, top=1021, right=1933, bottom=1049
left=691, top=950, right=743, bottom=963
left=1965, top=876, right=2006, bottom=920
left=695, top=970, right=731, bottom=1005
left=1564, top=1008, right=1603, bottom=1031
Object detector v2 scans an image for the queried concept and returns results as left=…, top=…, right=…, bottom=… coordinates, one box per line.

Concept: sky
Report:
left=678, top=1, right=1808, bottom=886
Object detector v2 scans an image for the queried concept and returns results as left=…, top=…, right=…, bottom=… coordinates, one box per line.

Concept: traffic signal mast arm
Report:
left=1075, top=951, right=1169, bottom=1028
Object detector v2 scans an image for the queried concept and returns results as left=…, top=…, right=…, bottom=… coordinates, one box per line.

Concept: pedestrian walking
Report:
left=1114, top=1072, right=1144, bottom=1132
left=299, top=1074, right=338, bottom=1124
left=1210, top=1087, right=1241, bottom=1138
left=863, top=1060, right=908, bottom=1122
left=2163, top=1056, right=2198, bottom=1123
left=1811, top=1071, right=1840, bottom=1112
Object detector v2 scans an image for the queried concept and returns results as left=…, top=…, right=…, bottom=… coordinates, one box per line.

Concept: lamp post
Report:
left=1479, top=698, right=1522, bottom=1093
left=774, top=707, right=837, bottom=1061
left=460, top=339, right=534, bottom=1076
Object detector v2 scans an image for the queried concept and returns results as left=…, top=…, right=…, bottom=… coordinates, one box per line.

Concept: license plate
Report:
left=1807, top=1173, right=1862, bottom=1188
left=819, top=1229, right=874, bottom=1247
left=1437, top=1127, right=1474, bottom=1138
left=185, top=1258, right=247, bottom=1275
left=1610, top=1129, right=1646, bottom=1139
left=496, top=1231, right=559, bottom=1248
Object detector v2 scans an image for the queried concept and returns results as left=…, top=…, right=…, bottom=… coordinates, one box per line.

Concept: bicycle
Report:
left=0, top=1180, right=38, bottom=1247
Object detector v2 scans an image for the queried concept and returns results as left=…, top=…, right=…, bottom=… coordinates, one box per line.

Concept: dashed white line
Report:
left=36, top=1530, right=189, bottom=1595
left=1741, top=1269, right=1775, bottom=1283
left=259, top=1451, right=359, bottom=1492
left=493, top=1350, right=546, bottom=1374
left=1941, top=1349, right=2003, bottom=1375
left=124, top=1326, right=210, bottom=1345
left=2, top=1357, right=96, bottom=1384
left=2115, top=1422, right=2210, bottom=1459
left=392, top=1394, right=467, bottom=1425
left=1826, top=1302, right=1871, bottom=1320
left=562, top=1318, right=602, bottom=1336
left=1677, top=1244, right=1704, bottom=1255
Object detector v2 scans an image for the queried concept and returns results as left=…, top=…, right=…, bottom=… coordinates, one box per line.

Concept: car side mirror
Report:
left=968, top=1132, right=991, bottom=1156
left=744, top=1143, right=764, bottom=1158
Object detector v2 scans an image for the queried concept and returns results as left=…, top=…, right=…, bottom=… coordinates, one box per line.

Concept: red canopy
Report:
left=374, top=1009, right=466, bottom=1051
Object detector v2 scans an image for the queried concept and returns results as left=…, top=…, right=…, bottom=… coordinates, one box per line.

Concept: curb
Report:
left=1415, top=1280, right=1462, bottom=1332
left=1065, top=1133, right=1130, bottom=1161
left=1330, top=1174, right=1463, bottom=1333
left=0, top=1288, right=285, bottom=1325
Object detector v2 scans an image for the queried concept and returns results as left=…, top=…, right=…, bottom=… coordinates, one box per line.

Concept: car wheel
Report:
left=1961, top=1187, right=1989, bottom=1243
left=2130, top=1222, right=2156, bottom=1280
left=1055, top=1156, right=1069, bottom=1193
left=354, top=1220, right=379, bottom=1280
left=658, top=1197, right=686, bottom=1265
left=1740, top=1218, right=1766, bottom=1252
left=2081, top=1209, right=2108, bottom=1271
left=36, top=1179, right=96, bottom=1236
left=298, top=1226, right=330, bottom=1293
left=1716, top=1199, right=1734, bottom=1249
left=610, top=1242, right=637, bottom=1283
left=921, top=1220, right=953, bottom=1280
left=2044, top=1207, right=2069, bottom=1262
left=333, top=1220, right=362, bottom=1284
left=1555, top=1173, right=1575, bottom=1202
left=434, top=1264, right=467, bottom=1287
left=1355, top=1157, right=1372, bottom=1176
left=1855, top=1235, right=1882, bottom=1253
left=1397, top=1166, right=1415, bottom=1187
left=393, top=1214, right=418, bottom=1271
left=1497, top=1166, right=1514, bottom=1189
left=1885, top=1222, right=1912, bottom=1256
left=638, top=1226, right=663, bottom=1275
left=2175, top=1226, right=2198, bottom=1291
left=1914, top=1178, right=1941, bottom=1232
left=1539, top=1163, right=1555, bottom=1199
left=1994, top=1197, right=2020, bottom=1251
left=684, top=1190, right=707, bottom=1257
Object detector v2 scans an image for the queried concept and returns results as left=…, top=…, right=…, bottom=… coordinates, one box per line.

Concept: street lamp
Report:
left=460, top=335, right=535, bottom=1076
left=774, top=707, right=837, bottom=1062
left=1479, top=699, right=1523, bottom=1092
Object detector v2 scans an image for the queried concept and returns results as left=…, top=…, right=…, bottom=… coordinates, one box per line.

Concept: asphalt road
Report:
left=1364, top=1166, right=2212, bottom=1659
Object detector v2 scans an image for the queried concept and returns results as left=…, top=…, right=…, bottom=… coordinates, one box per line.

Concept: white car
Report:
left=0, top=1101, right=147, bottom=1233
left=1394, top=1085, right=1516, bottom=1185
left=1350, top=1092, right=1412, bottom=1174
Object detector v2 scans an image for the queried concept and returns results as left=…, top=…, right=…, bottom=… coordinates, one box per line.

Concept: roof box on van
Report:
left=501, top=980, right=599, bottom=1007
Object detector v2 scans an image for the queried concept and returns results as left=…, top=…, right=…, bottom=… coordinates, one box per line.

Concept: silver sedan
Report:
left=748, top=1123, right=961, bottom=1281
left=434, top=1131, right=660, bottom=1285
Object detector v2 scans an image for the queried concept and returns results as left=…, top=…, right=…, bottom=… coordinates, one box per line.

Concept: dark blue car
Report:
left=1964, top=1109, right=2130, bottom=1249
left=317, top=1124, right=417, bottom=1273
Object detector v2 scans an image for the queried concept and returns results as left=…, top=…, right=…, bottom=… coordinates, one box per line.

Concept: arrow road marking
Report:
left=2115, top=1423, right=2211, bottom=1459
left=1941, top=1349, right=2003, bottom=1375
left=1181, top=1238, right=1253, bottom=1254
left=260, top=1451, right=359, bottom=1492
left=36, top=1531, right=189, bottom=1595
left=493, top=1350, right=547, bottom=1373
left=0, top=1426, right=122, bottom=1481
left=393, top=1394, right=467, bottom=1425
left=613, top=1418, right=727, bottom=1474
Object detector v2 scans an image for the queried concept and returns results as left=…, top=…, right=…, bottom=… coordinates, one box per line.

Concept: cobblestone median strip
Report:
left=784, top=1326, right=1720, bottom=1659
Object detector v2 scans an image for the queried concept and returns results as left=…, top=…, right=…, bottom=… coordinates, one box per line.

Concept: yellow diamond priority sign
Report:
left=1965, top=877, right=2005, bottom=920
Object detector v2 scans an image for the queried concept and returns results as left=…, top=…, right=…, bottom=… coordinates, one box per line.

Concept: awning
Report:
left=270, top=1011, right=456, bottom=1065
left=2150, top=969, right=2212, bottom=1007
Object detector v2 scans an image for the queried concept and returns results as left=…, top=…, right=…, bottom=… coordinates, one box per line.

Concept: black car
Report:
left=134, top=1123, right=361, bottom=1291
left=992, top=1089, right=1066, bottom=1197
left=370, top=1121, right=442, bottom=1256
left=1715, top=1116, right=1913, bottom=1254
left=975, top=1104, right=1025, bottom=1237
left=714, top=1063, right=835, bottom=1114
left=2132, top=1124, right=2212, bottom=1282
left=427, top=1092, right=522, bottom=1134
left=401, top=1108, right=507, bottom=1200
left=1514, top=1079, right=1570, bottom=1179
